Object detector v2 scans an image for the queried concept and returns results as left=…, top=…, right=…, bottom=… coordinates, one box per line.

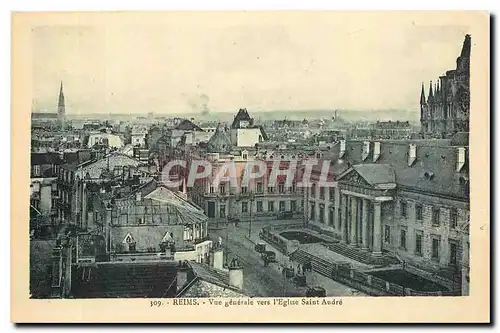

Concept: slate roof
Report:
left=175, top=119, right=203, bottom=132
left=71, top=262, right=179, bottom=298
left=231, top=108, right=253, bottom=129
left=333, top=140, right=469, bottom=199
left=73, top=153, right=142, bottom=179
left=352, top=164, right=396, bottom=185
left=177, top=262, right=247, bottom=297
left=207, top=124, right=232, bottom=153
left=144, top=186, right=208, bottom=223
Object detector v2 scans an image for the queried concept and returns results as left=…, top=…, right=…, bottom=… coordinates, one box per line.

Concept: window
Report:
left=400, top=229, right=407, bottom=250
left=257, top=201, right=263, bottom=212
left=256, top=182, right=263, bottom=193
left=319, top=206, right=325, bottom=223
left=220, top=205, right=226, bottom=218
left=416, top=205, right=423, bottom=221
left=33, top=165, right=41, bottom=176
left=209, top=185, right=214, bottom=194
left=415, top=232, right=423, bottom=256
left=183, top=226, right=193, bottom=240
left=278, top=183, right=285, bottom=194
left=449, top=241, right=458, bottom=265
left=319, top=187, right=325, bottom=200
left=384, top=225, right=391, bottom=244
left=432, top=237, right=441, bottom=261
left=432, top=208, right=440, bottom=226
left=241, top=202, right=248, bottom=213
left=450, top=208, right=458, bottom=229
left=137, top=217, right=145, bottom=225
left=219, top=184, right=226, bottom=194
left=400, top=201, right=407, bottom=218
left=329, top=187, right=335, bottom=201
left=241, top=186, right=248, bottom=194
left=291, top=183, right=296, bottom=193
left=268, top=201, right=274, bottom=212
left=268, top=186, right=274, bottom=193
left=279, top=201, right=286, bottom=212
left=290, top=200, right=296, bottom=212
left=329, top=208, right=334, bottom=227
left=310, top=203, right=315, bottom=220
left=311, top=184, right=316, bottom=197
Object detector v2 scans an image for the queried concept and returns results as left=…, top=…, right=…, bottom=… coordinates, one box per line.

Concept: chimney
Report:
left=362, top=141, right=370, bottom=161
left=339, top=140, right=346, bottom=158
left=176, top=268, right=189, bottom=293
left=228, top=258, right=244, bottom=290
left=210, top=247, right=224, bottom=270
left=373, top=142, right=381, bottom=162
left=456, top=147, right=466, bottom=172
left=408, top=144, right=417, bottom=166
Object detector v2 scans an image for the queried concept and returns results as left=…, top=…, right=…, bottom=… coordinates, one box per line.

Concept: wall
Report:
left=237, top=128, right=261, bottom=147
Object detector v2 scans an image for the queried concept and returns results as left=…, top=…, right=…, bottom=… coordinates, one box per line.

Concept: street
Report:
left=209, top=218, right=366, bottom=297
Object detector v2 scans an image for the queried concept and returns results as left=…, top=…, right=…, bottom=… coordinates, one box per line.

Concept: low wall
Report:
left=293, top=249, right=461, bottom=297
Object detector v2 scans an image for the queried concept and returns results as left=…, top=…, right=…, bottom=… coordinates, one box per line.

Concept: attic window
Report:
left=280, top=155, right=285, bottom=159
left=291, top=155, right=296, bottom=159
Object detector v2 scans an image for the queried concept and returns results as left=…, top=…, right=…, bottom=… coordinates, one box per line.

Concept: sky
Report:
left=31, top=13, right=470, bottom=115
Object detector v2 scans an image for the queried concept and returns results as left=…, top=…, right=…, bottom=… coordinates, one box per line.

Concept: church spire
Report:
left=420, top=82, right=426, bottom=105
left=428, top=80, right=433, bottom=101
left=58, top=81, right=65, bottom=107
left=57, top=81, right=66, bottom=128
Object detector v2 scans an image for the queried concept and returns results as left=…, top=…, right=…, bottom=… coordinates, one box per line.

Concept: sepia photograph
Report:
left=11, top=11, right=490, bottom=323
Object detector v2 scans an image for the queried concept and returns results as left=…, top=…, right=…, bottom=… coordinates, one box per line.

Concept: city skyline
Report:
left=31, top=13, right=470, bottom=115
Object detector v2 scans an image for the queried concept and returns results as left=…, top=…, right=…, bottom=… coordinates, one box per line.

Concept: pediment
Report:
left=338, top=168, right=371, bottom=187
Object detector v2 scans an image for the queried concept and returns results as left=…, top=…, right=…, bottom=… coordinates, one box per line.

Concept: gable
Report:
left=122, top=233, right=136, bottom=244
left=338, top=169, right=371, bottom=187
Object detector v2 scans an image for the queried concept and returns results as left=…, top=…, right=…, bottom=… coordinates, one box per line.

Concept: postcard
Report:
left=11, top=11, right=490, bottom=323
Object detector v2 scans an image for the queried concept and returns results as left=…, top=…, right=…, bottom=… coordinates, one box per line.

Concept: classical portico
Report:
left=337, top=164, right=396, bottom=255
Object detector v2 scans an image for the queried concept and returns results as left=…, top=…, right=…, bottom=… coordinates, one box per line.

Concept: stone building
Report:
left=190, top=150, right=305, bottom=222
left=305, top=138, right=469, bottom=290
left=420, top=34, right=470, bottom=138
left=81, top=179, right=212, bottom=263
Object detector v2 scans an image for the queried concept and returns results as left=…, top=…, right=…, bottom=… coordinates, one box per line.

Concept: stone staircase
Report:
left=290, top=249, right=336, bottom=278
left=327, top=243, right=400, bottom=267
left=71, top=262, right=178, bottom=298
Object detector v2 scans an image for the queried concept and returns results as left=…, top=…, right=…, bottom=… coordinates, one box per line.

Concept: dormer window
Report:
left=408, top=144, right=417, bottom=166
left=373, top=142, right=381, bottom=162
left=362, top=141, right=370, bottom=161
left=456, top=147, right=466, bottom=172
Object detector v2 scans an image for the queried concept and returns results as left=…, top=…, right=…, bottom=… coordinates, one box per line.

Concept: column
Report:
left=372, top=202, right=382, bottom=255
left=362, top=199, right=369, bottom=249
left=341, top=195, right=348, bottom=243
left=350, top=196, right=357, bottom=246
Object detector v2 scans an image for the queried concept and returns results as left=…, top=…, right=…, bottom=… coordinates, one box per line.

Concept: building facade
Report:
left=306, top=139, right=469, bottom=290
